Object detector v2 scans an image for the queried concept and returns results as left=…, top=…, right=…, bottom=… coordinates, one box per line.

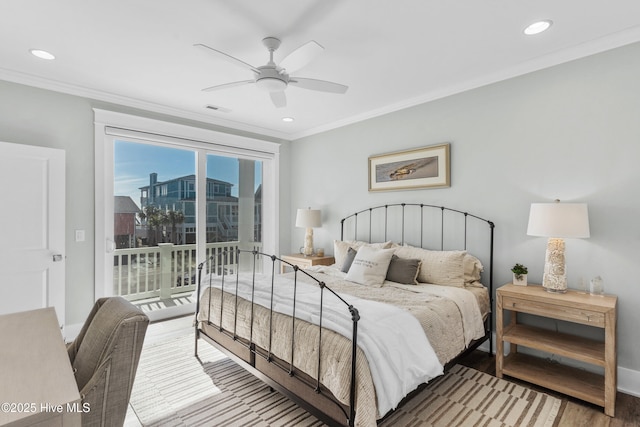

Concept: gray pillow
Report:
left=385, top=255, right=421, bottom=285
left=341, top=247, right=358, bottom=272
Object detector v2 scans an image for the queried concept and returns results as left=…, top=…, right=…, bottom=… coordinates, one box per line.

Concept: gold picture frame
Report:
left=368, top=143, right=450, bottom=191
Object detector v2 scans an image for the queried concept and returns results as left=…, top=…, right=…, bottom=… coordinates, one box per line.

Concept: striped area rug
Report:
left=129, top=333, right=561, bottom=426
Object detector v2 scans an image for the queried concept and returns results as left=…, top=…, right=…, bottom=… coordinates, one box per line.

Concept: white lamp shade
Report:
left=295, top=208, right=321, bottom=228
left=527, top=202, right=590, bottom=238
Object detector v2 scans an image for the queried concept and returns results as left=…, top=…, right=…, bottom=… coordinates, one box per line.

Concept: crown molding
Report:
left=290, top=26, right=640, bottom=140
left=0, top=68, right=291, bottom=141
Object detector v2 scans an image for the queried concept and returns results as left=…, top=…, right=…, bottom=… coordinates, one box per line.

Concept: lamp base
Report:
left=302, top=227, right=314, bottom=257
left=542, top=237, right=568, bottom=294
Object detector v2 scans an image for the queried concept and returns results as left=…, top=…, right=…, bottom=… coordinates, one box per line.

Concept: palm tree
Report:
left=164, top=209, right=185, bottom=244
left=139, top=205, right=163, bottom=246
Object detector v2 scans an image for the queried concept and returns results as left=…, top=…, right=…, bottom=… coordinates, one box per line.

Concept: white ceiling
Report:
left=2, top=1, right=640, bottom=140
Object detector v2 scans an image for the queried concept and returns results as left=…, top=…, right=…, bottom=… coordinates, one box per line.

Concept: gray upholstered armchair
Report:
left=67, top=297, right=149, bottom=427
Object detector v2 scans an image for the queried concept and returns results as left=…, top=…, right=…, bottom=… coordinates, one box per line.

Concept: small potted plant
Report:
left=511, top=263, right=528, bottom=286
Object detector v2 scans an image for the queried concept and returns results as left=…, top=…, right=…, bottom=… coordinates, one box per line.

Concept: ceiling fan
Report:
left=194, top=37, right=348, bottom=108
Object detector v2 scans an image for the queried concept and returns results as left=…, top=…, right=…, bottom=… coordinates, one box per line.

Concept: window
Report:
left=95, top=110, right=279, bottom=319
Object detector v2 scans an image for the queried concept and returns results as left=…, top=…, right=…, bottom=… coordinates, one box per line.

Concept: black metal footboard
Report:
left=194, top=249, right=359, bottom=427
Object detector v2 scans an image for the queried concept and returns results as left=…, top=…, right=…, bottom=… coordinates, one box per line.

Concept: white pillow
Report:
left=345, top=246, right=395, bottom=286
left=333, top=240, right=393, bottom=267
left=394, top=245, right=466, bottom=287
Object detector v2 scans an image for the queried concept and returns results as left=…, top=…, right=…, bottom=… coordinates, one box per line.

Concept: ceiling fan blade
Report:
left=194, top=43, right=260, bottom=74
left=289, top=77, right=348, bottom=94
left=270, top=91, right=287, bottom=108
left=202, top=80, right=254, bottom=92
left=279, top=41, right=323, bottom=73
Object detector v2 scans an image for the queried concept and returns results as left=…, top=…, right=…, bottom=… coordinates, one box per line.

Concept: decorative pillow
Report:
left=333, top=240, right=393, bottom=267
left=394, top=245, right=466, bottom=287
left=341, top=247, right=358, bottom=273
left=345, top=246, right=395, bottom=286
left=385, top=255, right=421, bottom=285
left=463, top=254, right=484, bottom=284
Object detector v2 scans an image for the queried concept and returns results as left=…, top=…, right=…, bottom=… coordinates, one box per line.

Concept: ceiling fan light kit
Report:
left=195, top=36, right=348, bottom=108
left=255, top=67, right=288, bottom=92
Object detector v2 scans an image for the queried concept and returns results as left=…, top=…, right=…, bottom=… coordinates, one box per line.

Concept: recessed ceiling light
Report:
left=30, top=49, right=56, bottom=60
left=282, top=117, right=294, bottom=122
left=524, top=20, right=553, bottom=36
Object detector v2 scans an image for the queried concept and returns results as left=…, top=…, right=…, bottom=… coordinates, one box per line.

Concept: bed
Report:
left=195, top=203, right=495, bottom=427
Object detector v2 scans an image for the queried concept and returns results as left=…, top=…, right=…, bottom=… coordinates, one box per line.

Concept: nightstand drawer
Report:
left=502, top=296, right=605, bottom=327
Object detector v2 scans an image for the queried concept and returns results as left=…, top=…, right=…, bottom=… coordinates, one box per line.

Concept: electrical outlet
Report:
left=75, top=229, right=85, bottom=242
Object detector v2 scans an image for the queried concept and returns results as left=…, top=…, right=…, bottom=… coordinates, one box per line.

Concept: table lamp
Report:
left=295, top=208, right=321, bottom=256
left=527, top=200, right=590, bottom=293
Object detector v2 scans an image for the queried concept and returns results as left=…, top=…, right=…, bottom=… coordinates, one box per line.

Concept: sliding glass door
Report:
left=112, top=141, right=198, bottom=317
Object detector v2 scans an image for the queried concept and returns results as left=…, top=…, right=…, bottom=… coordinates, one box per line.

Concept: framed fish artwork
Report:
left=368, top=143, right=450, bottom=191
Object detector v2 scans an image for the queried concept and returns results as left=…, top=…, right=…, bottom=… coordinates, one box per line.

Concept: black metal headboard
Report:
left=340, top=203, right=494, bottom=279
left=340, top=203, right=495, bottom=350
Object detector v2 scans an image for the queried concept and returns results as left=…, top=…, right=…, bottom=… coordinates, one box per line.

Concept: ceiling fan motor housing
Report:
left=255, top=66, right=289, bottom=92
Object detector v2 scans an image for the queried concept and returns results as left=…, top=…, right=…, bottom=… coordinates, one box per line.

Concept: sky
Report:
left=114, top=140, right=262, bottom=207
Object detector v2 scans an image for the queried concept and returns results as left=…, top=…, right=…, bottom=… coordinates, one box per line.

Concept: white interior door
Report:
left=0, top=141, right=66, bottom=329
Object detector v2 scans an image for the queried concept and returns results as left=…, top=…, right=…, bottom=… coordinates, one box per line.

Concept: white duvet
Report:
left=201, top=272, right=443, bottom=415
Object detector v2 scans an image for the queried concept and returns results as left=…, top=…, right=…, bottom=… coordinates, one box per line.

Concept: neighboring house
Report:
left=114, top=196, right=140, bottom=249
left=138, top=173, right=261, bottom=244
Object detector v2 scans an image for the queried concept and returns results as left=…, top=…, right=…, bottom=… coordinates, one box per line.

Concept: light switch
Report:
left=75, top=229, right=85, bottom=242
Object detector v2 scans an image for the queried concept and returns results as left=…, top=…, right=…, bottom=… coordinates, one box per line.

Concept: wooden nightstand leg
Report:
left=496, top=294, right=504, bottom=378
left=509, top=313, right=517, bottom=355
left=604, top=309, right=617, bottom=417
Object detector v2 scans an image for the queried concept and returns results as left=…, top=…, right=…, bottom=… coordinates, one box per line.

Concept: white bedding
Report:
left=200, top=272, right=443, bottom=415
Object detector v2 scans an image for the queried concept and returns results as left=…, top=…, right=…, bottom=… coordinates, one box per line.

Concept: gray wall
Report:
left=0, top=81, right=95, bottom=328
left=289, top=42, right=640, bottom=374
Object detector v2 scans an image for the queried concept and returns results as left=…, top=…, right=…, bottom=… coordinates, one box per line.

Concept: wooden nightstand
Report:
left=280, top=253, right=335, bottom=273
left=496, top=284, right=617, bottom=416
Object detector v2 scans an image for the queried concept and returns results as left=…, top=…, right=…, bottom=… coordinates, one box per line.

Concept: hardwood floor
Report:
left=131, top=316, right=640, bottom=426
left=459, top=350, right=640, bottom=426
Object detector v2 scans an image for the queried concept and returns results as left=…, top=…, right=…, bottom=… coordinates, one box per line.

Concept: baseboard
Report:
left=476, top=332, right=640, bottom=398
left=477, top=337, right=491, bottom=353
left=618, top=366, right=640, bottom=398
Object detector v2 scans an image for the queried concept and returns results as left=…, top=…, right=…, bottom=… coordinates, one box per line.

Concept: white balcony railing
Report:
left=113, top=241, right=262, bottom=302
